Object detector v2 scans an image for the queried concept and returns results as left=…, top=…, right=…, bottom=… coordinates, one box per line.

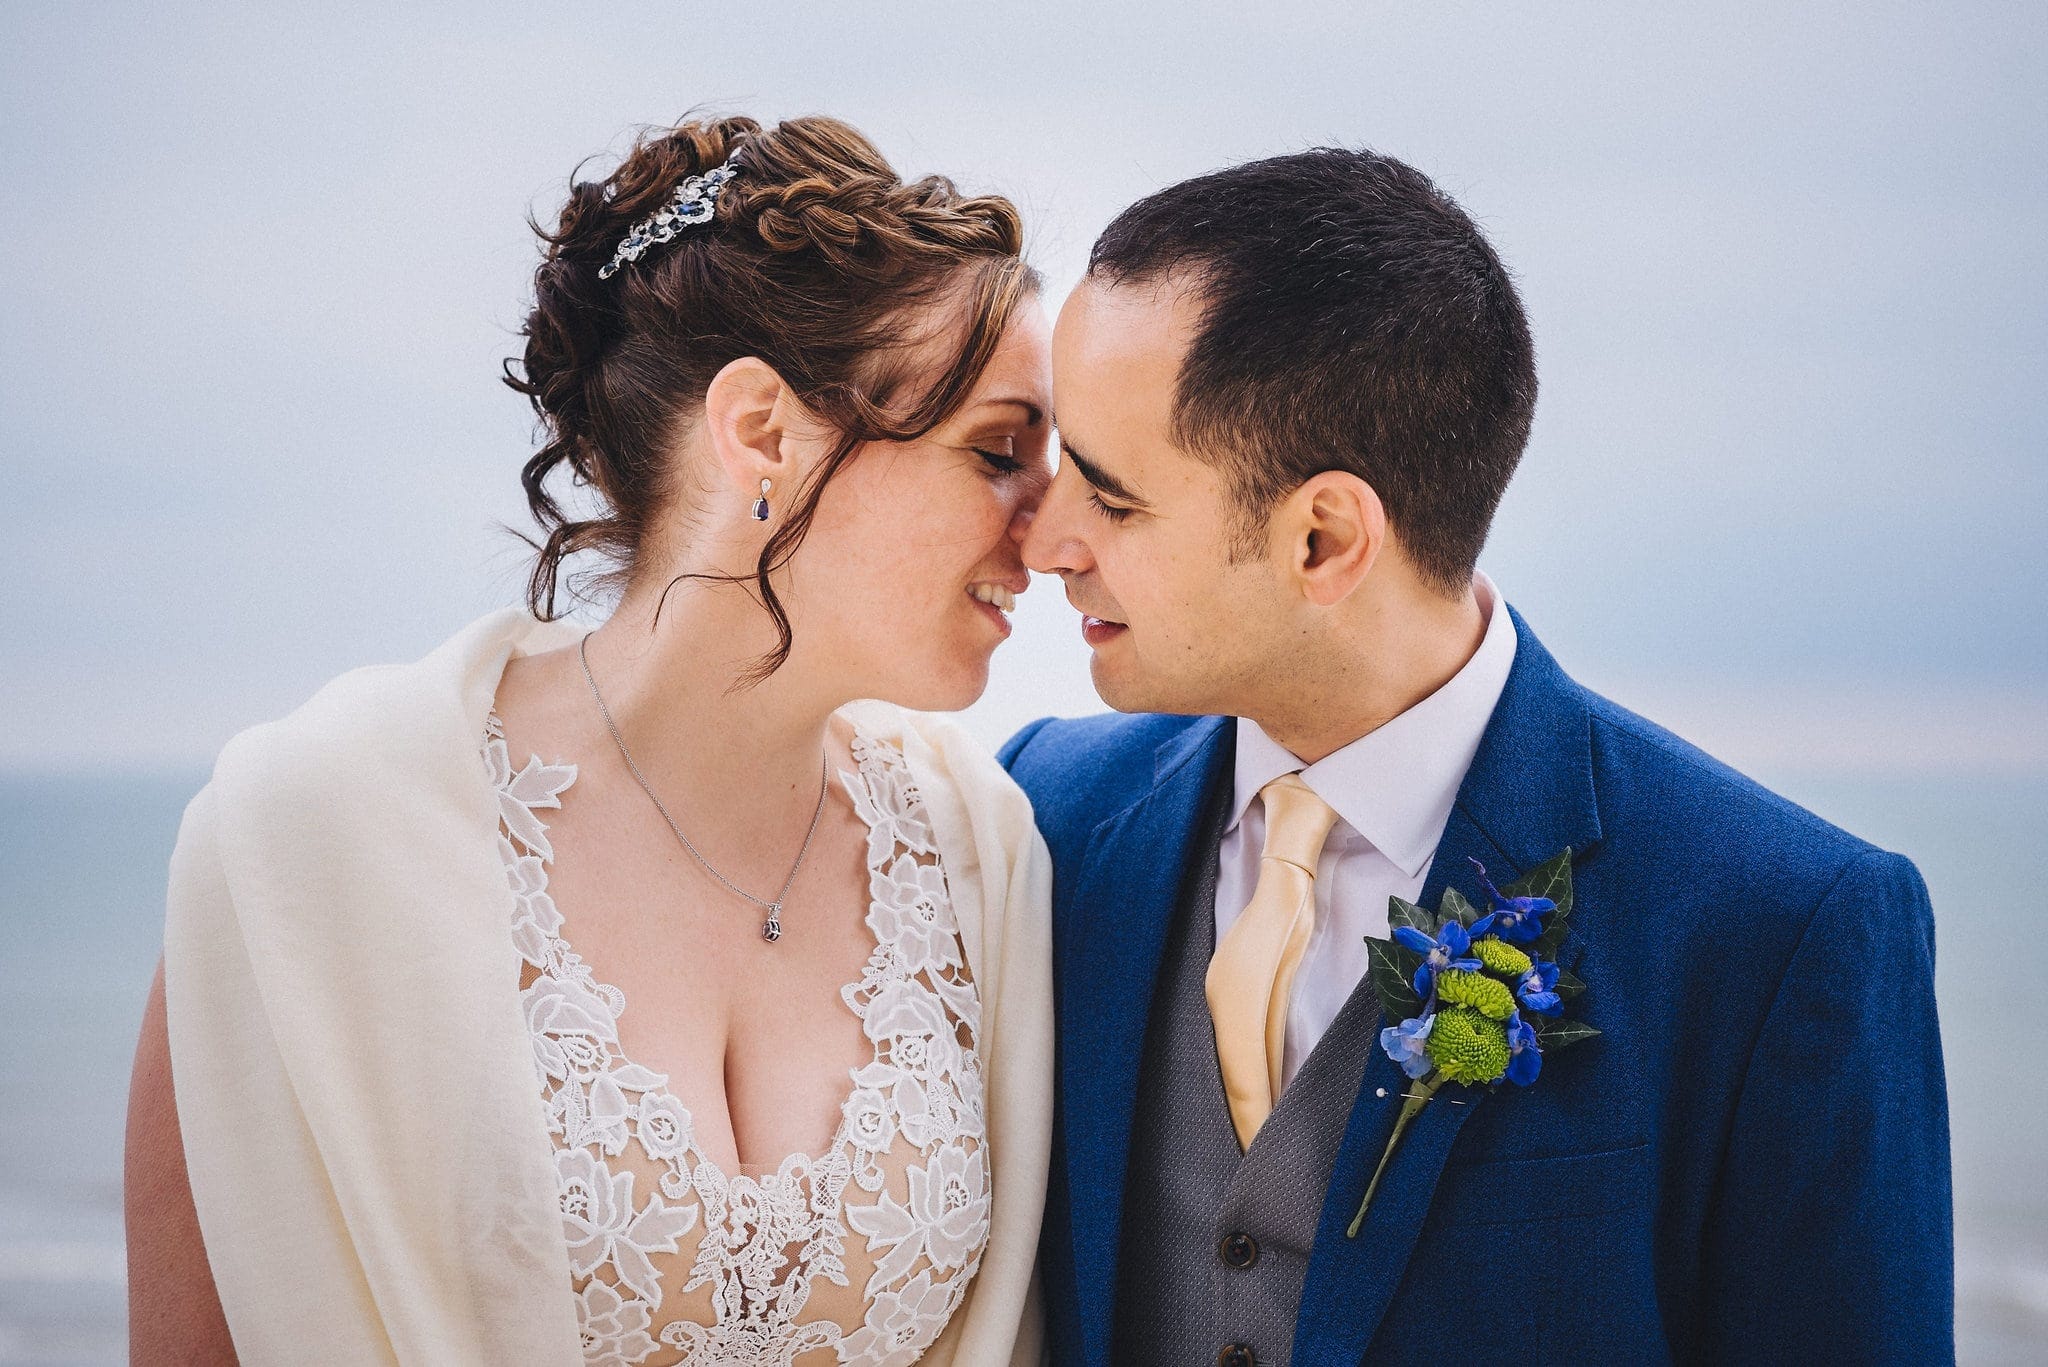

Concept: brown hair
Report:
left=505, top=114, right=1037, bottom=678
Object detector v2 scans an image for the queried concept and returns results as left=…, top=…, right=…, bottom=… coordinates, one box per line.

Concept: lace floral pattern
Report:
left=485, top=717, right=990, bottom=1366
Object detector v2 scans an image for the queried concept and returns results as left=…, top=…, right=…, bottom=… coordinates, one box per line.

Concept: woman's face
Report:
left=789, top=299, right=1055, bottom=711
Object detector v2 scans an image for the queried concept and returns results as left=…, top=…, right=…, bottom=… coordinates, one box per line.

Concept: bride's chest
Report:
left=534, top=834, right=883, bottom=1175
left=490, top=721, right=994, bottom=1364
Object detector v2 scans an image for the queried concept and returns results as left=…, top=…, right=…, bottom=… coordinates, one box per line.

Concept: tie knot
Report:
left=1257, top=772, right=1340, bottom=874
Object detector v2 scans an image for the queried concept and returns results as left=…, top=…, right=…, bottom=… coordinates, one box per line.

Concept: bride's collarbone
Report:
left=541, top=814, right=877, bottom=980
left=541, top=717, right=872, bottom=894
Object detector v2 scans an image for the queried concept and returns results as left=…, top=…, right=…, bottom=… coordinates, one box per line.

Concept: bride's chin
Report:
left=881, top=647, right=995, bottom=714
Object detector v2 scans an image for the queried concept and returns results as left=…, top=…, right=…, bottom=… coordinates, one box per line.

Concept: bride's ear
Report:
left=701, top=357, right=820, bottom=505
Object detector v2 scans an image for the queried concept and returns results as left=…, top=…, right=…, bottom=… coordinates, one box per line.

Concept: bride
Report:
left=123, top=113, right=1054, bottom=1366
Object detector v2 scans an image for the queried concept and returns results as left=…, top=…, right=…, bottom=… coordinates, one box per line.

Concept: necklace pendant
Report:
left=762, top=907, right=783, bottom=943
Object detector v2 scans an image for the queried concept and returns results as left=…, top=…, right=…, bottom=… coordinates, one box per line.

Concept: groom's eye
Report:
left=1088, top=491, right=1134, bottom=523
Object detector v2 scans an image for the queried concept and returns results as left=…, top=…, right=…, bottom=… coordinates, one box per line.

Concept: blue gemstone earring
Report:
left=751, top=477, right=771, bottom=522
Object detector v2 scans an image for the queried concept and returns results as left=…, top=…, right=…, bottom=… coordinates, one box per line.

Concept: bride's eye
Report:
left=973, top=443, right=1025, bottom=475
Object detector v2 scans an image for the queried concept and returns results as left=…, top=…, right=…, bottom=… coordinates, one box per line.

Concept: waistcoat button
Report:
left=1217, top=1346, right=1257, bottom=1367
left=1219, top=1231, right=1260, bottom=1269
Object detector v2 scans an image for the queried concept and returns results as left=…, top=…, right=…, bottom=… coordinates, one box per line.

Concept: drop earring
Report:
left=751, top=478, right=771, bottom=522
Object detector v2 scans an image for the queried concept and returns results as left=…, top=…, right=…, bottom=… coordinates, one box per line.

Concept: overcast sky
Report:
left=2, top=1, right=2042, bottom=773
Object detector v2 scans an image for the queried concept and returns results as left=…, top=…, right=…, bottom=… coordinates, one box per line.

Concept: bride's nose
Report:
left=1008, top=503, right=1037, bottom=544
left=1007, top=465, right=1050, bottom=544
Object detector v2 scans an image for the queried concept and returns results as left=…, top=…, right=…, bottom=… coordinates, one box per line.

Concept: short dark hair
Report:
left=1088, top=148, right=1536, bottom=590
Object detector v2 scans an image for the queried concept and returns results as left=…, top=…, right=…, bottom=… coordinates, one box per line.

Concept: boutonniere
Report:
left=1346, top=851, right=1600, bottom=1237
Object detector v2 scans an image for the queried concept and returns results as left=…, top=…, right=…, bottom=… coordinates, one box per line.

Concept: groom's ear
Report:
left=1286, top=471, right=1386, bottom=607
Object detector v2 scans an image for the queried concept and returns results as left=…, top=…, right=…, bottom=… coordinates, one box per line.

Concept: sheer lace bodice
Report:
left=485, top=716, right=991, bottom=1367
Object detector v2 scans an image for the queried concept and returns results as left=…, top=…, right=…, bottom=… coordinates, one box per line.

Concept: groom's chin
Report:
left=1088, top=651, right=1166, bottom=716
left=1085, top=653, right=1136, bottom=713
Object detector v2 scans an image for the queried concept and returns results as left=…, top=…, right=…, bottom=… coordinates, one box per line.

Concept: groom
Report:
left=1000, top=150, right=1951, bottom=1365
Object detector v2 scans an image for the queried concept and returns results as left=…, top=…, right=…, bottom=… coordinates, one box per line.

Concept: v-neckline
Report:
left=553, top=885, right=874, bottom=1186
left=499, top=710, right=886, bottom=1183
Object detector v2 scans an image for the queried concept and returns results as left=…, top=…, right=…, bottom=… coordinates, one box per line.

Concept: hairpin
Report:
left=597, top=150, right=743, bottom=280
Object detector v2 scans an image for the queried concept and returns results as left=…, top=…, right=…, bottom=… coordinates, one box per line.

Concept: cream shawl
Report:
left=163, top=609, right=1052, bottom=1366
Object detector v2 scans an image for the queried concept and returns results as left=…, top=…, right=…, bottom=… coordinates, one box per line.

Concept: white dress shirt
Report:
left=1213, top=574, right=1518, bottom=1090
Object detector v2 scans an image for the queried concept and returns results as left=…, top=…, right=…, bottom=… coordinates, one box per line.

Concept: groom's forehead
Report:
left=1047, top=277, right=1241, bottom=513
left=1054, top=274, right=1204, bottom=364
left=1051, top=276, right=1203, bottom=442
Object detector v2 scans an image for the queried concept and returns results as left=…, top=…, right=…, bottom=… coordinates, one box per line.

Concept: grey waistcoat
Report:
left=1113, top=761, right=1384, bottom=1367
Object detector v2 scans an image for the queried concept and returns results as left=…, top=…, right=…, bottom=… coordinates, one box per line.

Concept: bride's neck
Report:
left=577, top=578, right=846, bottom=819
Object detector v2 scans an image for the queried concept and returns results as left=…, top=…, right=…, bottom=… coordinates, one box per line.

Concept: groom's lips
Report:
left=1081, top=615, right=1128, bottom=647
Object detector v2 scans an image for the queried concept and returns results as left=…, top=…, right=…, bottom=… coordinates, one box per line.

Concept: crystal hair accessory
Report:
left=596, top=150, right=743, bottom=280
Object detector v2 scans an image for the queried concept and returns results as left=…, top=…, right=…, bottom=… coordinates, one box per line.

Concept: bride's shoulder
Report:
left=211, top=608, right=560, bottom=807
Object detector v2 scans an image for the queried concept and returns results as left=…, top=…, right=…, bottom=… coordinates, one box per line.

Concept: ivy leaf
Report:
left=1531, top=1016, right=1602, bottom=1050
left=1387, top=943, right=1429, bottom=1008
left=1389, top=942, right=1428, bottom=979
left=1531, top=917, right=1571, bottom=961
left=1501, top=848, right=1574, bottom=922
left=1365, top=937, right=1424, bottom=1020
left=1552, top=968, right=1588, bottom=1001
left=1387, top=896, right=1436, bottom=937
left=1440, top=886, right=1484, bottom=929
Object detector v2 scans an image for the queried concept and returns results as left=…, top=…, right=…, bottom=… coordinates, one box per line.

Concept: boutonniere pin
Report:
left=1346, top=850, right=1600, bottom=1237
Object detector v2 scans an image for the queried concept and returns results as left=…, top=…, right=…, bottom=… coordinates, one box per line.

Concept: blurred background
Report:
left=3, top=1, right=2042, bottom=1361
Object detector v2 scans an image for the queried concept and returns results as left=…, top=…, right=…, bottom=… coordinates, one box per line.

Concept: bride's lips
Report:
left=1082, top=615, right=1128, bottom=647
left=969, top=581, right=1021, bottom=638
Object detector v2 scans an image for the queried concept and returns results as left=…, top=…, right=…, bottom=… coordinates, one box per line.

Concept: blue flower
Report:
left=1379, top=1012, right=1437, bottom=1080
left=1468, top=857, right=1557, bottom=945
left=1391, top=920, right=1482, bottom=998
left=1505, top=1011, right=1542, bottom=1086
left=1517, top=960, right=1563, bottom=1016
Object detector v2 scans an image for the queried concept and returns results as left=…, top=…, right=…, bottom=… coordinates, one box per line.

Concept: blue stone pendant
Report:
left=751, top=495, right=770, bottom=521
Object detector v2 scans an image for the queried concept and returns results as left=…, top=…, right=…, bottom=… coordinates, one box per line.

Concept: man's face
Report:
left=1023, top=276, right=1293, bottom=715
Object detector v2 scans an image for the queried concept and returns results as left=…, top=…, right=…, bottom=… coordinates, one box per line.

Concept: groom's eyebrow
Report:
left=1061, top=441, right=1151, bottom=508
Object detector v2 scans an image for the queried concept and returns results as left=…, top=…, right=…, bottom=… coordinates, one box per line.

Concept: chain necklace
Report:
left=578, top=631, right=827, bottom=943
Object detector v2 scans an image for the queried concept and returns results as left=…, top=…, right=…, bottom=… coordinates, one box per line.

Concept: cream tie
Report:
left=1206, top=771, right=1341, bottom=1150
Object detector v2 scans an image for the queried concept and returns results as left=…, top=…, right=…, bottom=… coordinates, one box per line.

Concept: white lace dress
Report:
left=485, top=717, right=992, bottom=1367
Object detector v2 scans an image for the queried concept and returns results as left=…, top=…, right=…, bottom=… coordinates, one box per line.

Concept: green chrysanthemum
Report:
left=1436, top=967, right=1516, bottom=1020
left=1471, top=936, right=1532, bottom=979
left=1426, top=1005, right=1510, bottom=1084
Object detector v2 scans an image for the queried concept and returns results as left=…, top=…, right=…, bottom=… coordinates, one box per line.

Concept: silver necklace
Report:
left=578, top=631, right=827, bottom=943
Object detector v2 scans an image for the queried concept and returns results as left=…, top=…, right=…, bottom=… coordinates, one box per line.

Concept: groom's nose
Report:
left=1018, top=468, right=1093, bottom=578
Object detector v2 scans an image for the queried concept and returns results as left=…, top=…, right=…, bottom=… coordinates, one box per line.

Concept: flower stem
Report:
left=1346, top=1075, right=1445, bottom=1238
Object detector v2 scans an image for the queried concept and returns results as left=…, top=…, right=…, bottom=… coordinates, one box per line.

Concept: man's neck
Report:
left=1247, top=578, right=1490, bottom=765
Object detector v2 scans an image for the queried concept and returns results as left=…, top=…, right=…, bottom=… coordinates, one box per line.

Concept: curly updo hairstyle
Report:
left=505, top=114, right=1037, bottom=679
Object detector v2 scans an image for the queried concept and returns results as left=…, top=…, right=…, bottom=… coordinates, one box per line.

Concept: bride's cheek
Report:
left=982, top=484, right=1018, bottom=542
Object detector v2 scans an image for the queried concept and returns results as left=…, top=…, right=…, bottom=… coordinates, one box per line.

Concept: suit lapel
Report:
left=1293, top=612, right=1604, bottom=1365
left=1061, top=714, right=1232, bottom=1367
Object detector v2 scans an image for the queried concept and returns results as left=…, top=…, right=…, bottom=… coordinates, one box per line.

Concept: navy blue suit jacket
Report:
left=999, top=610, right=1951, bottom=1366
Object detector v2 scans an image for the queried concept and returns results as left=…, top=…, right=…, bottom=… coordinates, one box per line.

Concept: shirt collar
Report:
left=1228, top=572, right=1519, bottom=879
